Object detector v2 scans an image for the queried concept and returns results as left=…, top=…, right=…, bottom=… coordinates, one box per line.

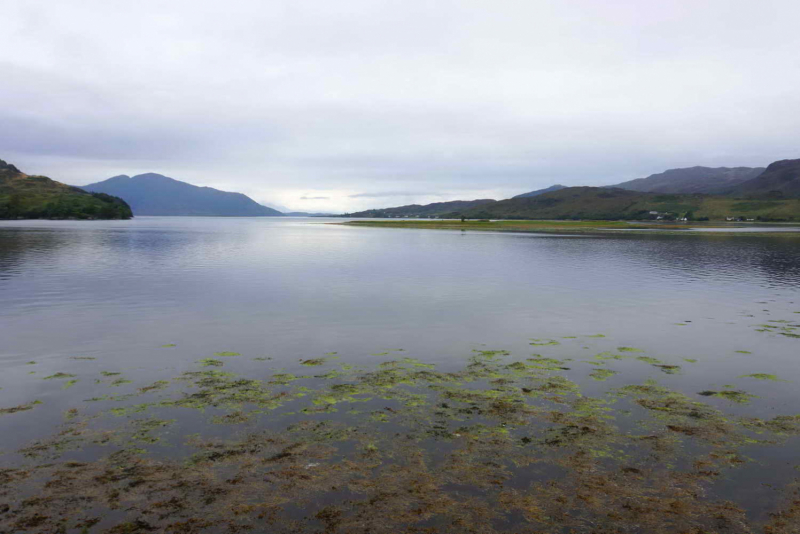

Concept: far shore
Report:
left=336, top=219, right=800, bottom=236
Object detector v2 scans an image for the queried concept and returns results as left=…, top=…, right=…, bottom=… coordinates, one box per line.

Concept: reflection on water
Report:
left=1, top=217, right=800, bottom=531
left=1, top=217, right=799, bottom=370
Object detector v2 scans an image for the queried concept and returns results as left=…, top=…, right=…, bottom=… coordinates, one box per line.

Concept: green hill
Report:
left=512, top=184, right=567, bottom=198
left=458, top=186, right=800, bottom=221
left=730, top=159, right=800, bottom=198
left=344, top=199, right=496, bottom=218
left=0, top=159, right=132, bottom=220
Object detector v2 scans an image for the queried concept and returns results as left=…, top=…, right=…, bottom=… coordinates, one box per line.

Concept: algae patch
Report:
left=0, top=400, right=42, bottom=415
left=739, top=373, right=788, bottom=382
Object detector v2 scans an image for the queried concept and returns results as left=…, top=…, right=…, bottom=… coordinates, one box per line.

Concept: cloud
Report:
left=300, top=196, right=330, bottom=200
left=348, top=191, right=444, bottom=198
left=3, top=0, right=800, bottom=212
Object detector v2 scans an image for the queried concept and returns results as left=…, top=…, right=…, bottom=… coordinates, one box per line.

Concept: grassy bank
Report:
left=338, top=219, right=800, bottom=235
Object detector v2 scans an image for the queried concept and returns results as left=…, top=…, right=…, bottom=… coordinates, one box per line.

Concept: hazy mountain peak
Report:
left=81, top=173, right=283, bottom=217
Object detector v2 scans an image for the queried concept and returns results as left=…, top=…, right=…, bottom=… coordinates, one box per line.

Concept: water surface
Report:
left=2, top=217, right=800, bottom=532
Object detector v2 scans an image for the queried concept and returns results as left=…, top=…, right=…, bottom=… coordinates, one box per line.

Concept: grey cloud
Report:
left=348, top=192, right=444, bottom=198
left=3, top=0, right=800, bottom=212
left=300, top=196, right=330, bottom=200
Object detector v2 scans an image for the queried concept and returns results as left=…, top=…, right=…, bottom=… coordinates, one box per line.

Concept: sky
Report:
left=3, top=0, right=800, bottom=213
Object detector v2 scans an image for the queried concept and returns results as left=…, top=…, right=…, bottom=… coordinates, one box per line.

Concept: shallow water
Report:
left=2, top=217, right=800, bottom=532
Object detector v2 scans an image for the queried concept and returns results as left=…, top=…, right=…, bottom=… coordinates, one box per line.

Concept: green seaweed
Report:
left=697, top=389, right=758, bottom=404
left=594, top=351, right=624, bottom=361
left=739, top=373, right=788, bottom=382
left=43, top=373, right=76, bottom=380
left=110, top=378, right=133, bottom=387
left=300, top=358, right=328, bottom=366
left=0, top=400, right=42, bottom=415
left=529, top=338, right=560, bottom=346
left=590, top=369, right=619, bottom=381
left=214, top=351, right=241, bottom=357
left=7, top=337, right=800, bottom=533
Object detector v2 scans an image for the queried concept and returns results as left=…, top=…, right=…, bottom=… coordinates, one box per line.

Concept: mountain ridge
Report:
left=458, top=185, right=800, bottom=221
left=81, top=173, right=283, bottom=217
left=610, top=166, right=765, bottom=194
left=513, top=184, right=567, bottom=198
left=729, top=159, right=800, bottom=198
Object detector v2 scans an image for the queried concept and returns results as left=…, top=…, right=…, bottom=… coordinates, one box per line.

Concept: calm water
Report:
left=2, top=217, right=800, bottom=531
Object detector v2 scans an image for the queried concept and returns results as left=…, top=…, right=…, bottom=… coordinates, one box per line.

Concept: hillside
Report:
left=81, top=173, right=282, bottom=216
left=284, top=212, right=339, bottom=217
left=459, top=186, right=800, bottom=221
left=730, top=159, right=800, bottom=198
left=610, top=166, right=764, bottom=194
left=0, top=159, right=132, bottom=220
left=513, top=184, right=567, bottom=198
left=344, top=198, right=496, bottom=218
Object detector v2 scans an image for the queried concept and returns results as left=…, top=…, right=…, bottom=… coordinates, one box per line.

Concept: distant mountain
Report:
left=610, top=166, right=764, bottom=194
left=344, top=199, right=496, bottom=218
left=513, top=184, right=567, bottom=198
left=284, top=212, right=339, bottom=217
left=730, top=159, right=800, bottom=198
left=459, top=186, right=800, bottom=221
left=81, top=173, right=282, bottom=216
left=1, top=159, right=132, bottom=220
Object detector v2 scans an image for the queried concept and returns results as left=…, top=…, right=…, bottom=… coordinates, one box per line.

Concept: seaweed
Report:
left=43, top=373, right=76, bottom=380
left=4, top=338, right=800, bottom=533
left=739, top=373, right=787, bottom=382
left=697, top=390, right=758, bottom=404
left=0, top=400, right=42, bottom=415
left=529, top=339, right=560, bottom=346
left=590, top=369, right=618, bottom=381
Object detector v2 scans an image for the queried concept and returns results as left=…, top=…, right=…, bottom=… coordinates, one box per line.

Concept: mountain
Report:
left=610, top=166, right=765, bottom=195
left=81, top=173, right=282, bottom=216
left=513, top=184, right=567, bottom=198
left=344, top=199, right=496, bottom=218
left=0, top=159, right=132, bottom=220
left=284, top=212, right=339, bottom=217
left=459, top=186, right=800, bottom=221
left=730, top=159, right=800, bottom=198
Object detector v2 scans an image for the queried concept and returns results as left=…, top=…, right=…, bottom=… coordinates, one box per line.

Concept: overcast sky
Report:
left=3, top=0, right=800, bottom=212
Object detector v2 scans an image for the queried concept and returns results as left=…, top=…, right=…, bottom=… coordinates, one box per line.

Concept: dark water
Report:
left=2, top=217, right=800, bottom=532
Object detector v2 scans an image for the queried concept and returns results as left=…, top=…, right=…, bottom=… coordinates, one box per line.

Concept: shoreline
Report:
left=336, top=219, right=800, bottom=236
